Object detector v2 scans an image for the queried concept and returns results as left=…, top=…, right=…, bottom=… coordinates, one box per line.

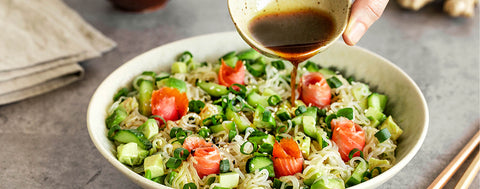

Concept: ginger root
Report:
left=396, top=0, right=478, bottom=17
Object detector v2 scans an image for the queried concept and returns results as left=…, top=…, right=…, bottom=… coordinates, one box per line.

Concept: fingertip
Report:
left=343, top=33, right=355, bottom=46
left=343, top=22, right=367, bottom=46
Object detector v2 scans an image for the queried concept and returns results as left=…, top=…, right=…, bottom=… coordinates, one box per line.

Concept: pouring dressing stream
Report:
left=228, top=0, right=351, bottom=106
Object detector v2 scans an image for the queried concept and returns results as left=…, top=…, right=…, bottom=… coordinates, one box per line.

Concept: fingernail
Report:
left=347, top=23, right=366, bottom=45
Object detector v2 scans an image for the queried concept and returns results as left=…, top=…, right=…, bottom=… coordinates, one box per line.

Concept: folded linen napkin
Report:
left=0, top=0, right=116, bottom=105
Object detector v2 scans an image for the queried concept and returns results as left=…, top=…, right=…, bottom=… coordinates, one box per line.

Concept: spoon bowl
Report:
left=228, top=0, right=351, bottom=60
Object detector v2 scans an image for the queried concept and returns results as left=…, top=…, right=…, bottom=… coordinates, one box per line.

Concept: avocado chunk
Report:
left=351, top=83, right=370, bottom=110
left=106, top=106, right=127, bottom=129
left=303, top=168, right=322, bottom=186
left=171, top=62, right=187, bottom=74
left=117, top=142, right=149, bottom=166
left=144, top=154, right=165, bottom=178
left=311, top=178, right=345, bottom=189
left=379, top=116, right=403, bottom=141
left=156, top=77, right=187, bottom=93
left=137, top=118, right=159, bottom=140
left=365, top=107, right=387, bottom=127
left=219, top=172, right=240, bottom=188
left=295, top=135, right=311, bottom=157
left=368, top=158, right=390, bottom=172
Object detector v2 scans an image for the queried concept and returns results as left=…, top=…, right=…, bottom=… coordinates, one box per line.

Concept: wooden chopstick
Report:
left=455, top=152, right=480, bottom=189
left=427, top=130, right=480, bottom=189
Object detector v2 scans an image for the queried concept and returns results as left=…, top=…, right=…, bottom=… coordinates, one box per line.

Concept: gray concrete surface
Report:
left=0, top=0, right=478, bottom=188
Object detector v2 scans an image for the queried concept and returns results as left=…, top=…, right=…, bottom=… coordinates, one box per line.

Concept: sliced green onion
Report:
left=275, top=135, right=284, bottom=141
left=183, top=183, right=197, bottom=189
left=271, top=60, right=285, bottom=70
left=155, top=72, right=170, bottom=81
left=317, top=108, right=327, bottom=117
left=326, top=76, right=343, bottom=88
left=337, top=107, right=354, bottom=120
left=145, top=169, right=152, bottom=180
left=113, top=87, right=129, bottom=101
left=178, top=51, right=193, bottom=62
left=107, top=125, right=121, bottom=140
left=304, top=61, right=320, bottom=72
left=375, top=128, right=391, bottom=143
left=249, top=130, right=268, bottom=138
left=206, top=177, right=216, bottom=185
left=175, top=130, right=188, bottom=144
left=276, top=125, right=287, bottom=134
left=347, top=76, right=355, bottom=84
left=295, top=105, right=307, bottom=116
left=240, top=141, right=258, bottom=155
left=321, top=138, right=329, bottom=148
left=151, top=175, right=166, bottom=184
left=150, top=115, right=166, bottom=126
left=219, top=159, right=230, bottom=173
left=366, top=167, right=382, bottom=179
left=258, top=143, right=273, bottom=153
left=170, top=127, right=183, bottom=138
left=200, top=62, right=208, bottom=67
left=174, top=148, right=190, bottom=160
left=262, top=110, right=272, bottom=122
left=142, top=71, right=157, bottom=78
left=371, top=167, right=382, bottom=176
left=188, top=100, right=205, bottom=114
left=325, top=114, right=337, bottom=128
left=213, top=96, right=229, bottom=109
left=198, top=127, right=211, bottom=138
left=268, top=95, right=282, bottom=106
left=348, top=148, right=365, bottom=159
left=273, top=178, right=283, bottom=189
left=166, top=171, right=178, bottom=185
left=245, top=59, right=266, bottom=77
left=229, top=128, right=237, bottom=142
left=166, top=157, right=182, bottom=169
left=203, top=114, right=224, bottom=126
left=228, top=84, right=247, bottom=97
left=276, top=111, right=291, bottom=121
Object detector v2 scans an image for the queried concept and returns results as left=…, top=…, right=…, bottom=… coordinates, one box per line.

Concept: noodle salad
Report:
left=105, top=49, right=403, bottom=189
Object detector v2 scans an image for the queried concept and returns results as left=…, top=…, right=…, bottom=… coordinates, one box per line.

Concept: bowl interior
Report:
left=87, top=31, right=428, bottom=189
left=228, top=0, right=351, bottom=59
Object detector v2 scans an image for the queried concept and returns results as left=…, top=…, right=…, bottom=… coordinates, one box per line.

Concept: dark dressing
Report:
left=248, top=9, right=336, bottom=105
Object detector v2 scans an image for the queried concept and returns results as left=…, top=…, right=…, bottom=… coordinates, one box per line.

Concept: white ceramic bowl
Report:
left=87, top=31, right=428, bottom=189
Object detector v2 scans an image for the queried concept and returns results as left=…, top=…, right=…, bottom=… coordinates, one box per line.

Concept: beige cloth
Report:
left=0, top=0, right=116, bottom=105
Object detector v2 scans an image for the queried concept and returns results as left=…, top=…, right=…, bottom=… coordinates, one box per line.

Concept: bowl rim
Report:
left=87, top=31, right=429, bottom=188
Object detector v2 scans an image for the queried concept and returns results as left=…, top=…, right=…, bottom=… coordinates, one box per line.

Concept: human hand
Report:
left=343, top=0, right=389, bottom=46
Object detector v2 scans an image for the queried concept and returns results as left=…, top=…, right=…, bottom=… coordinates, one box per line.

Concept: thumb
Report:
left=343, top=0, right=389, bottom=46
